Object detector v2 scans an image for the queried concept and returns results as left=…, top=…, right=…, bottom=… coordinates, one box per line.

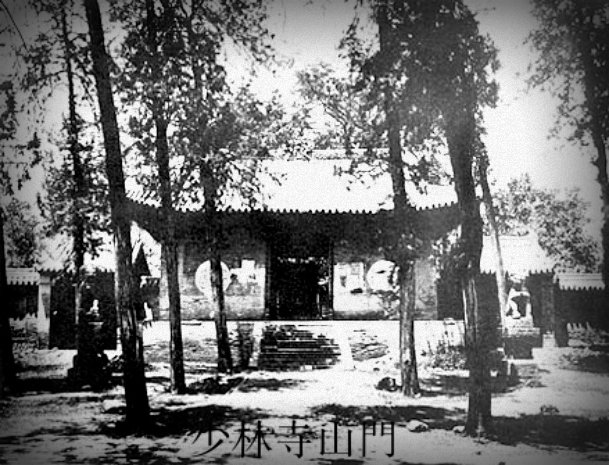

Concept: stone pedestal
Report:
left=504, top=317, right=541, bottom=359
left=68, top=315, right=111, bottom=389
left=542, top=332, right=556, bottom=348
left=36, top=274, right=52, bottom=348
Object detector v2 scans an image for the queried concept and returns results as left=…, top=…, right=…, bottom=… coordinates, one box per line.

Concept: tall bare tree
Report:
left=114, top=0, right=285, bottom=374
left=476, top=142, right=507, bottom=352
left=145, top=0, right=185, bottom=392
left=20, top=1, right=109, bottom=347
left=0, top=42, right=41, bottom=399
left=0, top=9, right=42, bottom=396
left=83, top=0, right=149, bottom=427
left=423, top=2, right=499, bottom=435
left=344, top=0, right=498, bottom=431
left=374, top=0, right=420, bottom=395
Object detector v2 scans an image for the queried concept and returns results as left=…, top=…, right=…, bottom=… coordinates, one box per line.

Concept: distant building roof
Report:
left=480, top=234, right=556, bottom=276
left=36, top=234, right=116, bottom=273
left=36, top=227, right=159, bottom=276
left=6, top=268, right=39, bottom=286
left=555, top=272, right=605, bottom=291
left=126, top=156, right=457, bottom=214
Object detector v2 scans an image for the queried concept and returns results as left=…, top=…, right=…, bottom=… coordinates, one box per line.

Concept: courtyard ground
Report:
left=1, top=321, right=609, bottom=465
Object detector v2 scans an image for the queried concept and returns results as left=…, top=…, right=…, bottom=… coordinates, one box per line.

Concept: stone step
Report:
left=258, top=324, right=342, bottom=371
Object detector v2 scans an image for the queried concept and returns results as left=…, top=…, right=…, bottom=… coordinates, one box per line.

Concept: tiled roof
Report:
left=480, top=234, right=556, bottom=276
left=126, top=156, right=457, bottom=214
left=6, top=268, right=40, bottom=286
left=555, top=272, right=605, bottom=291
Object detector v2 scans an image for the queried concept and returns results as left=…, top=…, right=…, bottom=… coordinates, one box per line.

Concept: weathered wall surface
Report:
left=160, top=232, right=440, bottom=320
left=159, top=228, right=266, bottom=320
left=332, top=243, right=437, bottom=320
left=557, top=289, right=608, bottom=327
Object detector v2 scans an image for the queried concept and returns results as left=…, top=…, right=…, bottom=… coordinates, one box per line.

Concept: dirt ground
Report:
left=1, top=322, right=609, bottom=465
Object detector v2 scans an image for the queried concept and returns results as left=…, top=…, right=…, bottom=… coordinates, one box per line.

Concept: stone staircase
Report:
left=257, top=324, right=341, bottom=371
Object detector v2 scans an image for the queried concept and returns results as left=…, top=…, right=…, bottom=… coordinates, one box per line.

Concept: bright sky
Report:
left=3, top=0, right=604, bottom=240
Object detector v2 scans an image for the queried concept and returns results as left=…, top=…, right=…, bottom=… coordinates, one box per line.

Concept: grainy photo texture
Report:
left=1, top=0, right=608, bottom=464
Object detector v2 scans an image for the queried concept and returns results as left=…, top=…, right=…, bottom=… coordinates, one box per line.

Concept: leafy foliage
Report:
left=296, top=63, right=448, bottom=189
left=296, top=63, right=382, bottom=152
left=346, top=0, right=498, bottom=430
left=493, top=174, right=601, bottom=272
left=0, top=79, right=41, bottom=196
left=424, top=340, right=466, bottom=371
left=340, top=0, right=498, bottom=204
left=2, top=198, right=37, bottom=267
left=342, top=1, right=498, bottom=145
left=113, top=0, right=300, bottom=207
left=527, top=0, right=609, bottom=145
left=18, top=0, right=108, bottom=264
left=0, top=2, right=42, bottom=394
left=38, top=131, right=110, bottom=261
left=527, top=0, right=609, bottom=288
left=18, top=0, right=93, bottom=102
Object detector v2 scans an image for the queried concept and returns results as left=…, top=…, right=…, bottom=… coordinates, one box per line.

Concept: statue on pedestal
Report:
left=506, top=274, right=532, bottom=321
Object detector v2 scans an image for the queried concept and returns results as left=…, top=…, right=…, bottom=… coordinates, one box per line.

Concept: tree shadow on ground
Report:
left=15, top=371, right=221, bottom=395
left=15, top=376, right=123, bottom=394
left=311, top=404, right=609, bottom=451
left=419, top=365, right=544, bottom=397
left=236, top=377, right=305, bottom=392
left=16, top=377, right=72, bottom=393
left=491, top=414, right=609, bottom=450
left=311, top=404, right=465, bottom=429
left=143, top=405, right=268, bottom=437
left=419, top=374, right=530, bottom=397
left=4, top=397, right=263, bottom=442
left=146, top=339, right=217, bottom=365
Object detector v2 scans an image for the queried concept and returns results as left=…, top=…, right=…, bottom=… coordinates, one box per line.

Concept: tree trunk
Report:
left=577, top=21, right=609, bottom=302
left=0, top=209, right=16, bottom=397
left=399, top=262, right=419, bottom=395
left=83, top=0, right=149, bottom=428
left=447, top=112, right=491, bottom=436
left=377, top=0, right=419, bottom=396
left=200, top=164, right=233, bottom=374
left=211, top=243, right=232, bottom=374
left=155, top=118, right=186, bottom=393
left=462, top=269, right=492, bottom=434
left=60, top=6, right=87, bottom=353
left=146, top=0, right=186, bottom=395
left=61, top=7, right=86, bottom=276
left=186, top=8, right=233, bottom=374
left=479, top=156, right=507, bottom=345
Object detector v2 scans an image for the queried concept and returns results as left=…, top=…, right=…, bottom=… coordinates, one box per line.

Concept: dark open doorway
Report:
left=271, top=256, right=330, bottom=319
left=267, top=228, right=333, bottom=319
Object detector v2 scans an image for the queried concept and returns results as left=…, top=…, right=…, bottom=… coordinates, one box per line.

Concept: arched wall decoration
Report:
left=366, top=259, right=399, bottom=292
left=194, top=260, right=230, bottom=296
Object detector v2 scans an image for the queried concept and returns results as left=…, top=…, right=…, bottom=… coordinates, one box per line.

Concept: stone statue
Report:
left=506, top=275, right=531, bottom=321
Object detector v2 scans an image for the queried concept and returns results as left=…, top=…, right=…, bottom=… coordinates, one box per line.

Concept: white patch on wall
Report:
left=366, top=260, right=398, bottom=292
left=241, top=259, right=256, bottom=279
left=194, top=261, right=230, bottom=296
left=335, top=262, right=365, bottom=292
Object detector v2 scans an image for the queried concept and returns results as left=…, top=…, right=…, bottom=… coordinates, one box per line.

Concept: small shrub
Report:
left=426, top=341, right=466, bottom=370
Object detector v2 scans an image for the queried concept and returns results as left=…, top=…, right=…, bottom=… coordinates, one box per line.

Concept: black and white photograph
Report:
left=1, top=0, right=608, bottom=463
